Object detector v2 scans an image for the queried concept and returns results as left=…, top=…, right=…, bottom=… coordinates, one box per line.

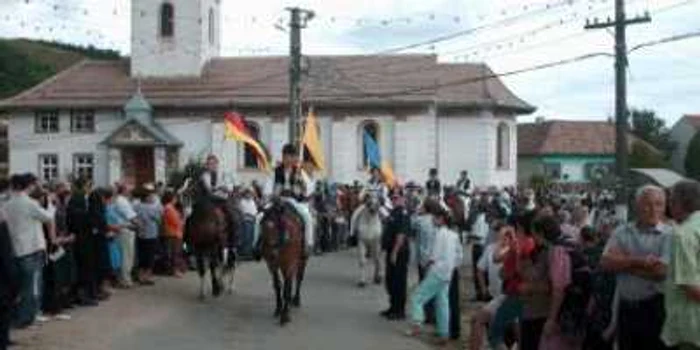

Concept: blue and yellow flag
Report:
left=363, top=130, right=397, bottom=188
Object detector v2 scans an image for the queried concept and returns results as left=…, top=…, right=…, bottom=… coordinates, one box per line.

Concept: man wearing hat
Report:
left=425, top=168, right=442, bottom=200
left=255, top=144, right=313, bottom=257
left=198, top=154, right=222, bottom=200
left=381, top=189, right=411, bottom=320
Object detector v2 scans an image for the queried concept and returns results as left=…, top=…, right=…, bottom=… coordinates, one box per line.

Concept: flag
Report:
left=301, top=108, right=326, bottom=174
left=362, top=130, right=397, bottom=188
left=223, top=112, right=271, bottom=171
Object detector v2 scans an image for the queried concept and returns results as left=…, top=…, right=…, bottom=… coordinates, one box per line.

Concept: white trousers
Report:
left=118, top=228, right=135, bottom=284
left=253, top=198, right=314, bottom=249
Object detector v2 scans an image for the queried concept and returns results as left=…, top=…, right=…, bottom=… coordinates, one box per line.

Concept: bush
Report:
left=685, top=132, right=700, bottom=180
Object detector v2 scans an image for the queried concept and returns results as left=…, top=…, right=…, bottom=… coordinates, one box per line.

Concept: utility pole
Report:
left=585, top=0, right=650, bottom=221
left=286, top=7, right=314, bottom=147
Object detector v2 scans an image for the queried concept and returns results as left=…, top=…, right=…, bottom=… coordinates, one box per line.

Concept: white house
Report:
left=0, top=0, right=535, bottom=188
left=670, top=114, right=700, bottom=175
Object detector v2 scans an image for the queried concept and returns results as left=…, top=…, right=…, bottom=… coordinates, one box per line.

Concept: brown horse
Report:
left=185, top=195, right=239, bottom=299
left=260, top=201, right=308, bottom=326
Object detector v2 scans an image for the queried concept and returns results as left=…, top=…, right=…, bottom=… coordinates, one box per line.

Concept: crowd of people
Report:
left=0, top=174, right=189, bottom=349
left=3, top=159, right=700, bottom=350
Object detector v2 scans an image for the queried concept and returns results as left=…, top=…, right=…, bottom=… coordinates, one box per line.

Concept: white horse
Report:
left=351, top=192, right=383, bottom=287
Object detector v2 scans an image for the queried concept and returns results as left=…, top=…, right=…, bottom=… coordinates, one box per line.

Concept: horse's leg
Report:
left=225, top=248, right=236, bottom=295
left=357, top=238, right=368, bottom=287
left=211, top=250, right=223, bottom=298
left=195, top=252, right=206, bottom=300
left=281, top=274, right=292, bottom=326
left=292, top=257, right=306, bottom=307
left=271, top=268, right=282, bottom=318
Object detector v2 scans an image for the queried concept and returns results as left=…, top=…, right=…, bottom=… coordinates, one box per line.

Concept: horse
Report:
left=259, top=200, right=308, bottom=326
left=184, top=189, right=240, bottom=299
left=353, top=191, right=383, bottom=287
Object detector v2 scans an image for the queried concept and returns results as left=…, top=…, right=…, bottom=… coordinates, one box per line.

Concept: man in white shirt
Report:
left=406, top=205, right=463, bottom=345
left=5, top=173, right=55, bottom=328
left=113, top=182, right=138, bottom=287
left=238, top=187, right=258, bottom=258
left=470, top=203, right=490, bottom=301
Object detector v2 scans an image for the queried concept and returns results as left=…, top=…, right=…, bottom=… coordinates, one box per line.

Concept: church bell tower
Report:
left=130, top=0, right=221, bottom=77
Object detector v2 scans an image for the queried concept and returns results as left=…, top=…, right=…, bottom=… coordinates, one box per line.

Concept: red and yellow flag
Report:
left=223, top=112, right=271, bottom=171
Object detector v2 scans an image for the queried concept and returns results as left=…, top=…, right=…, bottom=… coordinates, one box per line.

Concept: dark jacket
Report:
left=66, top=191, right=92, bottom=238
left=0, top=223, right=17, bottom=306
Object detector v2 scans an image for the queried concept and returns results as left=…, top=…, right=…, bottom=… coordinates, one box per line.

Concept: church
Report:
left=0, top=0, right=535, bottom=188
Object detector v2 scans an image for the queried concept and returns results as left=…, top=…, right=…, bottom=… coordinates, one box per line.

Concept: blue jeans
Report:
left=409, top=271, right=450, bottom=338
left=13, top=251, right=45, bottom=327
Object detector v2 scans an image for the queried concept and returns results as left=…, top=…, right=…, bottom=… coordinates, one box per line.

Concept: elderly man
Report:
left=601, top=185, right=673, bottom=350
left=663, top=180, right=700, bottom=350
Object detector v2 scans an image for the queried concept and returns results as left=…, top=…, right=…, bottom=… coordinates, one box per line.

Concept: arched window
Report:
left=360, top=121, right=380, bottom=168
left=160, top=2, right=174, bottom=38
left=496, top=122, right=511, bottom=169
left=208, top=8, right=215, bottom=45
left=243, top=122, right=261, bottom=169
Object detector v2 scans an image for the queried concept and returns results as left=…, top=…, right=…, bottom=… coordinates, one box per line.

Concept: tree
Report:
left=630, top=108, right=676, bottom=160
left=629, top=140, right=668, bottom=169
left=685, top=132, right=700, bottom=180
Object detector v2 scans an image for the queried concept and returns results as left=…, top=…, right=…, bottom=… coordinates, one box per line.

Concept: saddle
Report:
left=262, top=200, right=305, bottom=248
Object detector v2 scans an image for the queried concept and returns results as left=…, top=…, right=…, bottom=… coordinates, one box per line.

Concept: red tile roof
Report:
left=681, top=114, right=700, bottom=129
left=0, top=55, right=535, bottom=112
left=518, top=120, right=648, bottom=156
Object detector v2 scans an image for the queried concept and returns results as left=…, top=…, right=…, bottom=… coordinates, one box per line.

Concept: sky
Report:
left=1, top=0, right=699, bottom=125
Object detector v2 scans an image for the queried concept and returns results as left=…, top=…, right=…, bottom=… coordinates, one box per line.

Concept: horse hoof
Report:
left=274, top=308, right=281, bottom=317
left=198, top=294, right=206, bottom=302
left=280, top=314, right=291, bottom=326
left=373, top=277, right=382, bottom=285
left=357, top=281, right=367, bottom=288
left=292, top=297, right=301, bottom=307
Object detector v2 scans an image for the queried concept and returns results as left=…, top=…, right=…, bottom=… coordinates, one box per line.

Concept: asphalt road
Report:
left=13, top=250, right=443, bottom=350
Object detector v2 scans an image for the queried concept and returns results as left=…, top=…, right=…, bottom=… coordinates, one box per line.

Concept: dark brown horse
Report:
left=260, top=201, right=308, bottom=326
left=185, top=194, right=239, bottom=299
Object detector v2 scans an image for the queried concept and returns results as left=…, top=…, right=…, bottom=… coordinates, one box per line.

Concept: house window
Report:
left=35, top=110, right=59, bottom=134
left=38, top=154, right=59, bottom=182
left=243, top=122, right=261, bottom=169
left=360, top=120, right=380, bottom=168
left=70, top=109, right=95, bottom=133
left=160, top=2, right=174, bottom=38
left=544, top=163, right=562, bottom=180
left=208, top=7, right=215, bottom=45
left=73, top=153, right=94, bottom=181
left=496, top=122, right=511, bottom=169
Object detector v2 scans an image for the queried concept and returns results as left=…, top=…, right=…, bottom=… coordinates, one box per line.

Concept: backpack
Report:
left=555, top=240, right=593, bottom=338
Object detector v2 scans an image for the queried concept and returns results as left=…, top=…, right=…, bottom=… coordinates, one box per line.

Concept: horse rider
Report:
left=455, top=170, right=472, bottom=195
left=425, top=168, right=442, bottom=200
left=197, top=154, right=223, bottom=200
left=254, top=144, right=314, bottom=257
left=350, top=167, right=391, bottom=238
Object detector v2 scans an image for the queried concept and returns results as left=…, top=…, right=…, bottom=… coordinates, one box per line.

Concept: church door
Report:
left=122, top=147, right=155, bottom=186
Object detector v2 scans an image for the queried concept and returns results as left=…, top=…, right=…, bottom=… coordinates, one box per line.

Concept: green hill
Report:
left=0, top=38, right=121, bottom=99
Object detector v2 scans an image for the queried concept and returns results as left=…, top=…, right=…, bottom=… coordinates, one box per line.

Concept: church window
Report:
left=73, top=153, right=94, bottom=181
left=70, top=109, right=95, bottom=133
left=35, top=110, right=59, bottom=134
left=360, top=121, right=380, bottom=168
left=38, top=154, right=59, bottom=182
left=496, top=122, right=511, bottom=169
left=160, top=2, right=175, bottom=38
left=208, top=8, right=215, bottom=45
left=243, top=122, right=261, bottom=169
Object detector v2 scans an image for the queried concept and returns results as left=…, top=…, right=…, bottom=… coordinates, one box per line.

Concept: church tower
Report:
left=130, top=0, right=221, bottom=77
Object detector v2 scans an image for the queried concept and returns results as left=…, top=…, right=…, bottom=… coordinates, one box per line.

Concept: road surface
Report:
left=13, top=250, right=445, bottom=350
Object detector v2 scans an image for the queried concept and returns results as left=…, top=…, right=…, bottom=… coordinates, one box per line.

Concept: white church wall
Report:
left=8, top=109, right=123, bottom=185
left=438, top=110, right=500, bottom=188
left=159, top=116, right=212, bottom=166
left=489, top=116, right=518, bottom=188
left=394, top=113, right=436, bottom=184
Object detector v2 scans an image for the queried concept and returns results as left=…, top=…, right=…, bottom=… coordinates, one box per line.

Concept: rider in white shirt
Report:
left=350, top=167, right=391, bottom=237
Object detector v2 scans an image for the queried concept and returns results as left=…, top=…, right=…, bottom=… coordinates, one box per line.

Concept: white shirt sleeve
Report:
left=30, top=200, right=54, bottom=224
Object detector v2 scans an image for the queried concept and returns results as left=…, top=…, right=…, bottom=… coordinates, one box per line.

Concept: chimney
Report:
left=535, top=116, right=545, bottom=124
